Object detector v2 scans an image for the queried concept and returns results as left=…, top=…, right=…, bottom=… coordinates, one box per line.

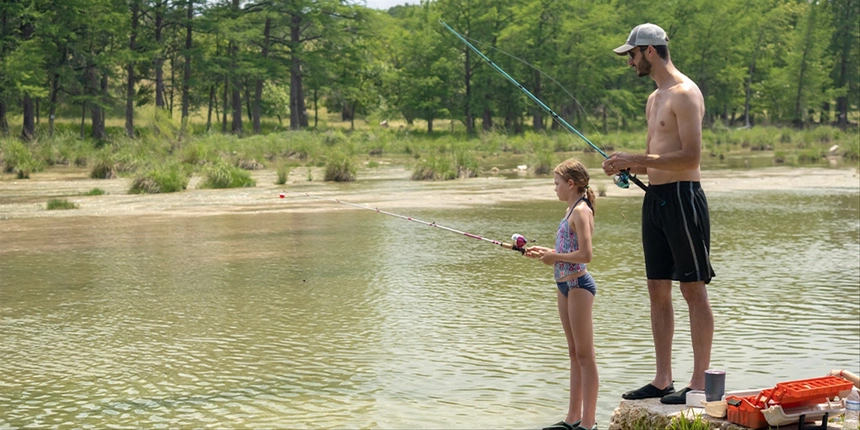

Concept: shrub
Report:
left=531, top=148, right=557, bottom=175
left=199, top=161, right=256, bottom=189
left=412, top=155, right=455, bottom=180
left=84, top=188, right=105, bottom=196
left=275, top=163, right=291, bottom=185
left=324, top=151, right=357, bottom=182
left=90, top=150, right=116, bottom=179
left=2, top=139, right=43, bottom=178
left=46, top=199, right=78, bottom=210
left=129, top=163, right=190, bottom=194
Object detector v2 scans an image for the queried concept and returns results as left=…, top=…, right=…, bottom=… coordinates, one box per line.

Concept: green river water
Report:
left=1, top=163, right=858, bottom=429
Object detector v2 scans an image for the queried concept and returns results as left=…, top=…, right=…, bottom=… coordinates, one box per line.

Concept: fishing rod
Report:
left=439, top=20, right=648, bottom=193
left=280, top=192, right=531, bottom=255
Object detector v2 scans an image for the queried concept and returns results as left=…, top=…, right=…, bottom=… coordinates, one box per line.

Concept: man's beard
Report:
left=636, top=57, right=652, bottom=77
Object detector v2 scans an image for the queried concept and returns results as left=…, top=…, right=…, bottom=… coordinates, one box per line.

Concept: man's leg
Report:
left=680, top=281, right=713, bottom=390
left=648, top=279, right=674, bottom=390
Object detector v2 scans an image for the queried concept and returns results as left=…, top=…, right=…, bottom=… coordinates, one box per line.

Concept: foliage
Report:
left=84, top=188, right=105, bottom=196
left=198, top=161, right=256, bottom=189
left=0, top=0, right=857, bottom=141
left=129, top=163, right=190, bottom=194
left=0, top=139, right=43, bottom=178
left=46, top=199, right=78, bottom=210
left=323, top=151, right=357, bottom=182
left=668, top=410, right=711, bottom=430
left=275, top=163, right=291, bottom=185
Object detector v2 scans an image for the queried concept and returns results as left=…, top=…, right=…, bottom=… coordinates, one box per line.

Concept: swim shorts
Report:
left=642, top=181, right=715, bottom=284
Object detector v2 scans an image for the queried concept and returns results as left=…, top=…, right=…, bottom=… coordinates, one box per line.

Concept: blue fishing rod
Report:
left=440, top=20, right=648, bottom=193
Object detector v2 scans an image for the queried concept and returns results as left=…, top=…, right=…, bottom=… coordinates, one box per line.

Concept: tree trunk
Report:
left=313, top=87, right=318, bottom=128
left=20, top=20, right=35, bottom=140
left=21, top=96, right=34, bottom=140
left=833, top=0, right=856, bottom=128
left=231, top=68, right=242, bottom=134
left=0, top=7, right=7, bottom=135
left=244, top=82, right=252, bottom=124
left=792, top=9, right=814, bottom=128
left=0, top=100, right=7, bottom=135
left=181, top=0, right=193, bottom=125
left=289, top=14, right=308, bottom=129
left=742, top=26, right=765, bottom=128
left=49, top=71, right=59, bottom=137
left=80, top=101, right=86, bottom=139
left=169, top=57, right=175, bottom=115
left=427, top=118, right=433, bottom=133
left=222, top=77, right=229, bottom=133
left=126, top=0, right=139, bottom=138
left=464, top=49, right=473, bottom=133
left=92, top=69, right=107, bottom=140
left=154, top=0, right=165, bottom=109
left=206, top=84, right=214, bottom=132
left=253, top=17, right=270, bottom=135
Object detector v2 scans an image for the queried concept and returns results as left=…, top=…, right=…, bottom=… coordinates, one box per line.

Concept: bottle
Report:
left=845, top=388, right=860, bottom=430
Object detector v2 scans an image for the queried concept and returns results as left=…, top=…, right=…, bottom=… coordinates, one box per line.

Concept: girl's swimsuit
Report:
left=554, top=197, right=596, bottom=297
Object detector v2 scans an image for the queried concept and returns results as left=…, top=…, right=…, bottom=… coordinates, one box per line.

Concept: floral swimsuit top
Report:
left=554, top=197, right=592, bottom=281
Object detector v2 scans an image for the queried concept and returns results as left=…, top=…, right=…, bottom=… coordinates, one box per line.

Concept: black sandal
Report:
left=660, top=386, right=695, bottom=405
left=621, top=383, right=675, bottom=400
left=542, top=420, right=581, bottom=430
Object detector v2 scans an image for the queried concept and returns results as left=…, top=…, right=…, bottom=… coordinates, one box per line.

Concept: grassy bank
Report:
left=0, top=123, right=857, bottom=193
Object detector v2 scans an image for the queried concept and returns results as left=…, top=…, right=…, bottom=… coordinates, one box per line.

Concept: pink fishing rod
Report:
left=280, top=192, right=530, bottom=254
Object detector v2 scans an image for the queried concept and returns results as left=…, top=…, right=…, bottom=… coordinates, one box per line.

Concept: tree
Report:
left=828, top=0, right=859, bottom=127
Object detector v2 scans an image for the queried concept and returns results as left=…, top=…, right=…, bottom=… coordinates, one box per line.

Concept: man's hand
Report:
left=602, top=152, right=631, bottom=176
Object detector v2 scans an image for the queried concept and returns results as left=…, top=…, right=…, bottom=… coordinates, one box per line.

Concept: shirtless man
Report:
left=602, top=23, right=715, bottom=405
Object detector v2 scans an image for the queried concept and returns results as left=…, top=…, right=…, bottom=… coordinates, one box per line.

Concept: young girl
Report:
left=526, top=158, right=599, bottom=430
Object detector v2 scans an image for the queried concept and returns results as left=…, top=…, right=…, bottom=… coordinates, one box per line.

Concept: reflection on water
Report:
left=1, top=185, right=858, bottom=429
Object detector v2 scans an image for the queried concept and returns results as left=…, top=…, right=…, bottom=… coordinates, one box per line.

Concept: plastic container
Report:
left=761, top=398, right=845, bottom=427
left=844, top=388, right=860, bottom=430
left=726, top=395, right=769, bottom=429
left=764, top=376, right=854, bottom=405
left=703, top=399, right=728, bottom=418
left=686, top=390, right=706, bottom=407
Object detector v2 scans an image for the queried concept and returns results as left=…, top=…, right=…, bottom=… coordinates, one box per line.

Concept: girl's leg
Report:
left=557, top=290, right=582, bottom=425
left=568, top=288, right=597, bottom=428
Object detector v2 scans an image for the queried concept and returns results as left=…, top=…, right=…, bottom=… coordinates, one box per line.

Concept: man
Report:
left=602, top=23, right=715, bottom=406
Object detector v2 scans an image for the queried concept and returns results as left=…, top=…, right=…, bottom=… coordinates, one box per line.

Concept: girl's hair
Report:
left=554, top=158, right=596, bottom=208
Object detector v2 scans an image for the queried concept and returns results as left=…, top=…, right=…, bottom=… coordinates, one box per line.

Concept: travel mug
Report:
left=704, top=369, right=726, bottom=401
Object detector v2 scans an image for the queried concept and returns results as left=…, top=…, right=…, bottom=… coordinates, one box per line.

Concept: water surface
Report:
left=1, top=167, right=858, bottom=429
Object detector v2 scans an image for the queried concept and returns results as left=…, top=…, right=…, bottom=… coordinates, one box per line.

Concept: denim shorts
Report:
left=556, top=272, right=596, bottom=297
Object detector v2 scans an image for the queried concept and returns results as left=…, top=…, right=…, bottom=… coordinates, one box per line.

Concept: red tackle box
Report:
left=726, top=376, right=854, bottom=429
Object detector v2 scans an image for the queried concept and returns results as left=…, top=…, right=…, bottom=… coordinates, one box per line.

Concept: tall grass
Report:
left=129, top=162, right=190, bottom=194
left=46, top=199, right=78, bottom=210
left=198, top=161, right=256, bottom=189
left=3, top=123, right=857, bottom=189
left=323, top=150, right=357, bottom=182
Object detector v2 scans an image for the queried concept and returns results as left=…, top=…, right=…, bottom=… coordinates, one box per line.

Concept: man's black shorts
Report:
left=642, top=181, right=715, bottom=284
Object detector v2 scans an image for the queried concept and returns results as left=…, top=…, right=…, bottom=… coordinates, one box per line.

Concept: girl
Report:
left=526, top=158, right=599, bottom=430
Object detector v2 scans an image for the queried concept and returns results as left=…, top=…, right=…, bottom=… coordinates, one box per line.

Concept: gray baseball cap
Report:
left=614, top=23, right=668, bottom=55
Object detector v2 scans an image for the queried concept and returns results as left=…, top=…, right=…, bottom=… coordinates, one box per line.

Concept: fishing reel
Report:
left=613, top=170, right=633, bottom=189
left=510, top=234, right=530, bottom=254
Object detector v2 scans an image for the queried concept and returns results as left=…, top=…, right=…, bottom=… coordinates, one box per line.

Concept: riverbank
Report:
left=0, top=165, right=857, bottom=220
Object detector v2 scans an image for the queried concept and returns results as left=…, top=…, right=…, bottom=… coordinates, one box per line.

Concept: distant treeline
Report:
left=0, top=0, right=857, bottom=140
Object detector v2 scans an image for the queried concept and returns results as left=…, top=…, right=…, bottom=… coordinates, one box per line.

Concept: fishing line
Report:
left=440, top=20, right=648, bottom=193
left=454, top=32, right=602, bottom=140
left=281, top=192, right=531, bottom=255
